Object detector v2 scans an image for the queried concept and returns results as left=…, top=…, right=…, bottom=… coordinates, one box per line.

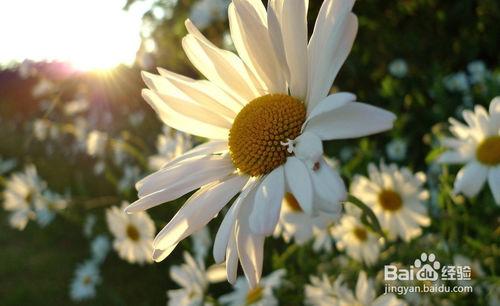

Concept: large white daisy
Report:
left=437, top=97, right=500, bottom=204
left=350, top=162, right=430, bottom=242
left=106, top=202, right=155, bottom=264
left=127, top=0, right=395, bottom=287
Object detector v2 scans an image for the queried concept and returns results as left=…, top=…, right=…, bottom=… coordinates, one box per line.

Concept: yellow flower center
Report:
left=83, top=275, right=92, bottom=285
left=245, top=286, right=264, bottom=305
left=126, top=224, right=140, bottom=241
left=378, top=189, right=403, bottom=212
left=476, top=136, right=500, bottom=166
left=353, top=226, right=368, bottom=241
left=284, top=193, right=303, bottom=212
left=228, top=94, right=306, bottom=177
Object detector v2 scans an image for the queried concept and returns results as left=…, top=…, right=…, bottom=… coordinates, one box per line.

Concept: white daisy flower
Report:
left=3, top=165, right=47, bottom=230
left=350, top=162, right=430, bottom=242
left=168, top=251, right=225, bottom=306
left=33, top=118, right=51, bottom=141
left=306, top=272, right=406, bottom=306
left=86, top=130, right=108, bottom=157
left=90, top=235, right=111, bottom=264
left=128, top=0, right=395, bottom=287
left=219, top=269, right=285, bottom=306
left=275, top=193, right=338, bottom=249
left=35, top=190, right=68, bottom=227
left=64, top=98, right=89, bottom=116
left=70, top=261, right=101, bottom=301
left=437, top=97, right=500, bottom=204
left=32, top=78, right=55, bottom=98
left=106, top=202, right=155, bottom=265
left=388, top=59, right=408, bottom=78
left=331, top=211, right=381, bottom=266
left=148, top=126, right=192, bottom=171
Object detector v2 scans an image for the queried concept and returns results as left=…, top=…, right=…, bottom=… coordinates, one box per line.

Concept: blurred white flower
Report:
left=388, top=59, right=408, bottom=78
left=443, top=72, right=469, bottom=92
left=33, top=119, right=51, bottom=141
left=117, top=165, right=141, bottom=192
left=331, top=211, right=381, bottom=266
left=35, top=190, right=68, bottom=227
left=467, top=60, right=488, bottom=84
left=18, top=59, right=36, bottom=79
left=274, top=193, right=338, bottom=251
left=86, top=130, right=108, bottom=157
left=69, top=260, right=101, bottom=301
left=129, top=111, right=145, bottom=127
left=83, top=214, right=97, bottom=238
left=93, top=160, right=106, bottom=175
left=91, top=235, right=111, bottom=264
left=167, top=252, right=215, bottom=306
left=106, top=202, right=155, bottom=264
left=386, top=138, right=408, bottom=161
left=64, top=98, right=89, bottom=116
left=191, top=227, right=212, bottom=262
left=339, top=147, right=354, bottom=162
left=219, top=269, right=285, bottom=306
left=306, top=272, right=406, bottom=306
left=112, top=139, right=127, bottom=166
left=189, top=0, right=229, bottom=30
left=3, top=165, right=47, bottom=230
left=32, top=78, right=55, bottom=98
left=148, top=126, right=192, bottom=171
left=350, top=162, right=430, bottom=242
left=437, top=97, right=500, bottom=204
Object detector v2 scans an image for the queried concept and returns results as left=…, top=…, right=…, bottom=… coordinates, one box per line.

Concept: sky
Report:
left=0, top=0, right=151, bottom=70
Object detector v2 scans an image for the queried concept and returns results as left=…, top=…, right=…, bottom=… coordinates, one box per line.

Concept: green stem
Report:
left=345, top=194, right=386, bottom=240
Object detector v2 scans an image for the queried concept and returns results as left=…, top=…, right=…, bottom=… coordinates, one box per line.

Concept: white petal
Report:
left=164, top=141, right=228, bottom=168
left=284, top=157, right=314, bottom=214
left=488, top=166, right=500, bottom=205
left=229, top=1, right=286, bottom=93
left=213, top=178, right=259, bottom=263
left=305, top=102, right=396, bottom=140
left=453, top=161, right=488, bottom=198
left=142, top=72, right=233, bottom=128
left=157, top=67, right=243, bottom=115
left=153, top=175, right=248, bottom=251
left=307, top=0, right=357, bottom=111
left=127, top=155, right=235, bottom=212
left=236, top=191, right=265, bottom=288
left=267, top=0, right=290, bottom=84
left=182, top=31, right=260, bottom=103
left=250, top=166, right=285, bottom=235
left=225, top=231, right=239, bottom=284
left=281, top=0, right=308, bottom=99
left=305, top=92, right=356, bottom=124
left=142, top=89, right=229, bottom=140
left=308, top=158, right=346, bottom=213
left=152, top=244, right=177, bottom=262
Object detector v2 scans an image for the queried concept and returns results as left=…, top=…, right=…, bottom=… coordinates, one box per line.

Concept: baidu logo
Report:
left=385, top=252, right=441, bottom=281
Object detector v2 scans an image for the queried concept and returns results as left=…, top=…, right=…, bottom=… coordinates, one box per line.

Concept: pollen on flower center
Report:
left=228, top=94, right=306, bottom=176
left=378, top=189, right=403, bottom=212
left=246, top=286, right=264, bottom=304
left=353, top=227, right=368, bottom=241
left=476, top=136, right=500, bottom=166
left=126, top=224, right=140, bottom=241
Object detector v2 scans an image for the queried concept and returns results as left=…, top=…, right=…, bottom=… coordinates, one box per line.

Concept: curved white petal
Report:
left=153, top=175, right=248, bottom=251
left=142, top=89, right=229, bottom=140
left=488, top=166, right=500, bottom=205
left=157, top=67, right=243, bottom=115
left=229, top=1, right=286, bottom=93
left=213, top=178, right=259, bottom=263
left=305, top=102, right=396, bottom=140
left=250, top=166, right=285, bottom=235
left=308, top=158, right=346, bottom=213
left=225, top=231, right=239, bottom=284
left=182, top=32, right=260, bottom=104
left=281, top=0, right=308, bottom=99
left=164, top=140, right=228, bottom=168
left=307, top=0, right=357, bottom=111
left=453, top=161, right=488, bottom=198
left=267, top=0, right=290, bottom=84
left=305, top=92, right=356, bottom=125
left=284, top=157, right=314, bottom=214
